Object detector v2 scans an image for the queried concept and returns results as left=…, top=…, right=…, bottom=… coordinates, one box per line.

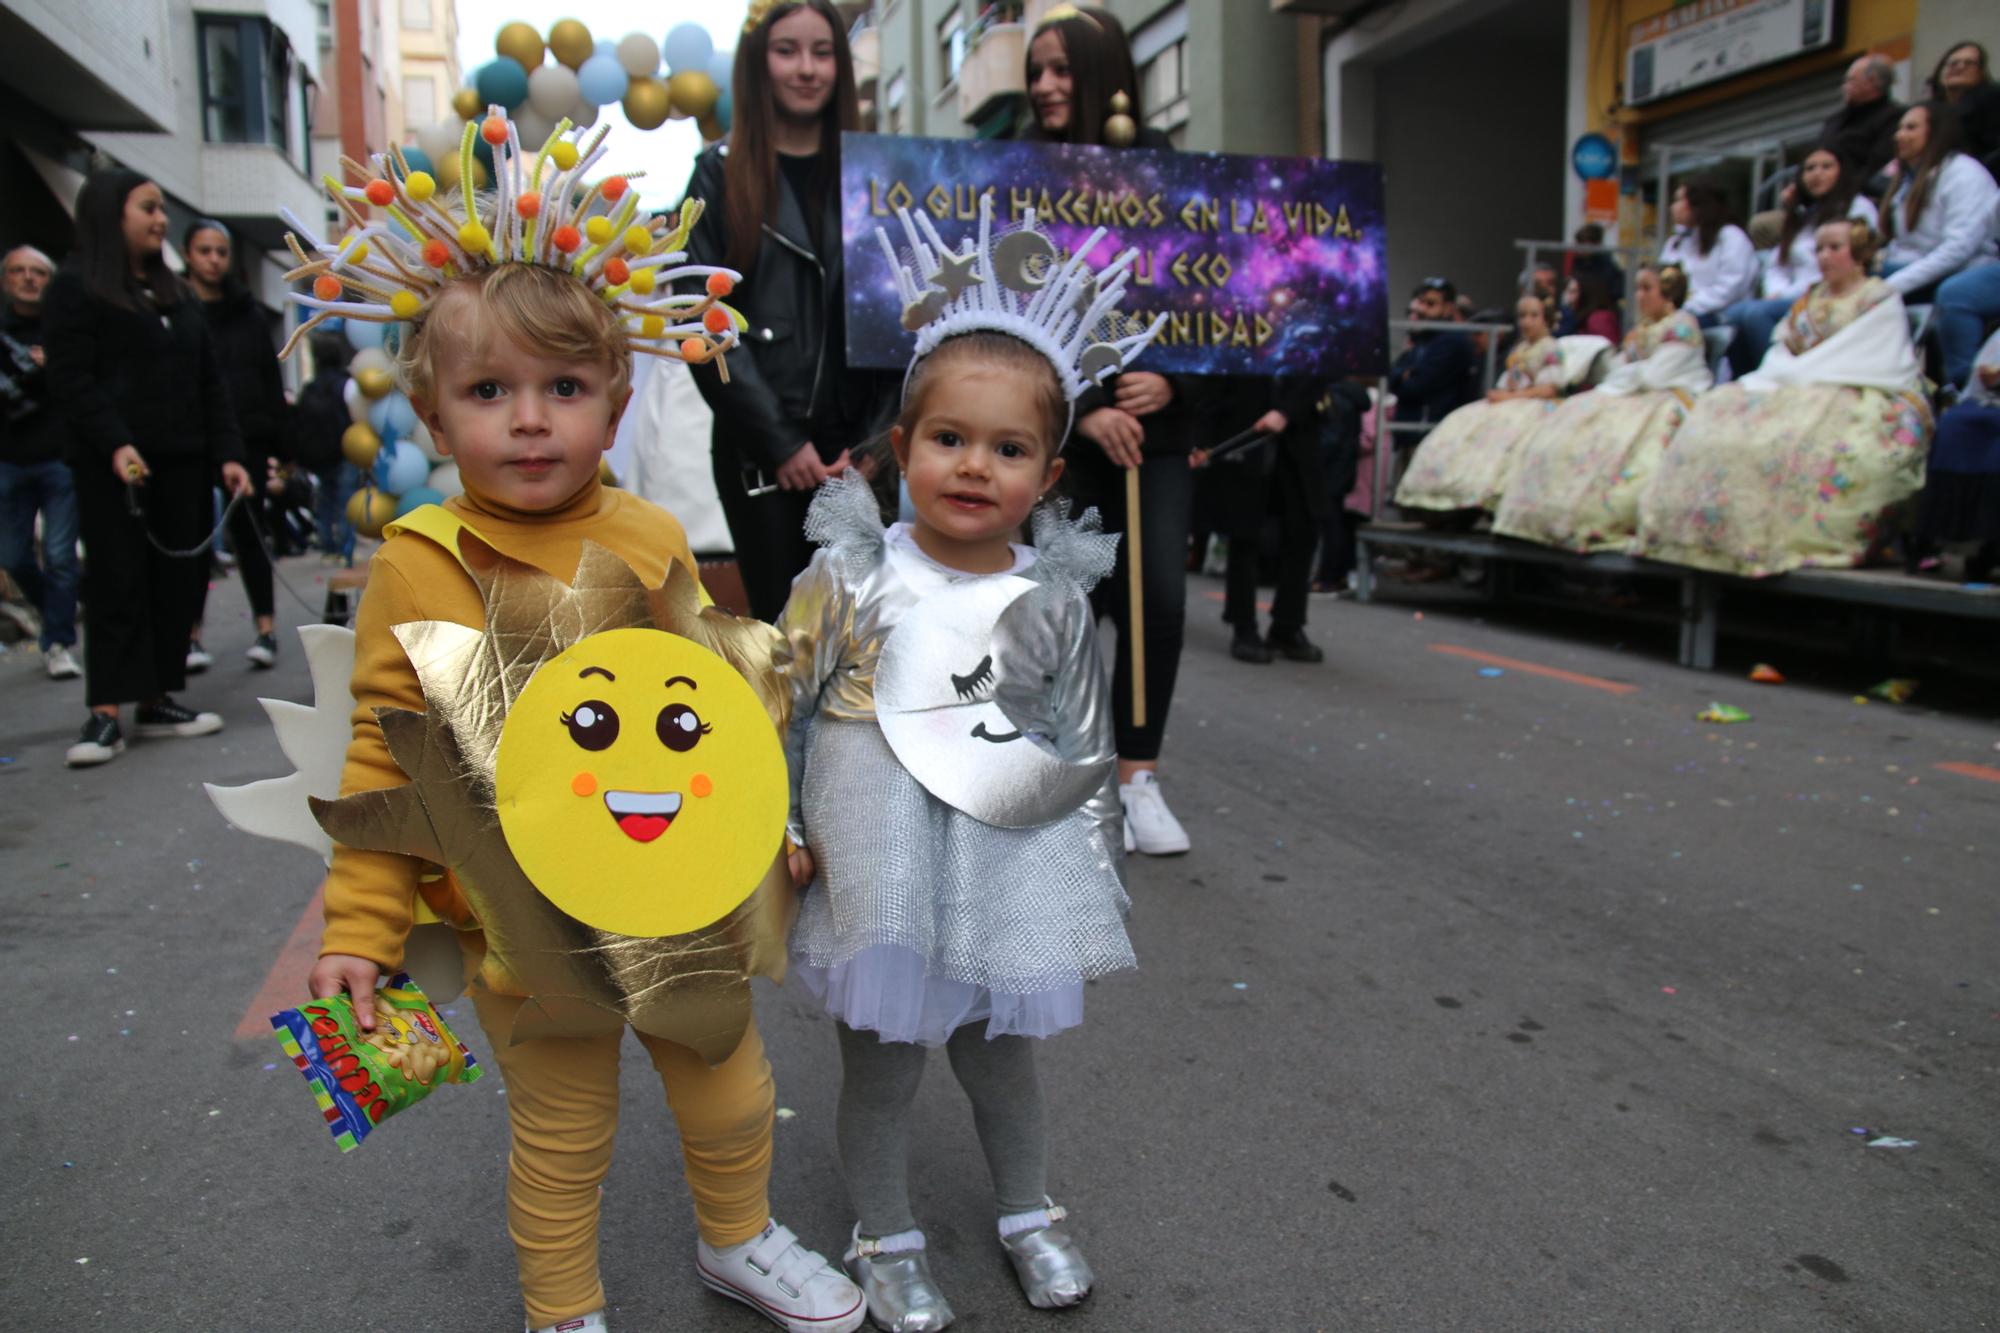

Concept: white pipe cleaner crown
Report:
left=877, top=194, right=1167, bottom=404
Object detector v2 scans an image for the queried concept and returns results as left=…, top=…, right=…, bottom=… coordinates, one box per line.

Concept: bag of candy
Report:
left=270, top=973, right=483, bottom=1152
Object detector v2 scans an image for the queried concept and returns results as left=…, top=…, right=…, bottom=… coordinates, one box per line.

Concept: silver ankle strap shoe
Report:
left=999, top=1205, right=1094, bottom=1309
left=843, top=1229, right=955, bottom=1332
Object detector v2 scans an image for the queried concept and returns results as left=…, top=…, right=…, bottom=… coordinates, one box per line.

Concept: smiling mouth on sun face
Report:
left=604, top=789, right=684, bottom=843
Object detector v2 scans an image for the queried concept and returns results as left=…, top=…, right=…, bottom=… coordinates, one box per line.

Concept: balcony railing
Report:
left=956, top=21, right=1024, bottom=125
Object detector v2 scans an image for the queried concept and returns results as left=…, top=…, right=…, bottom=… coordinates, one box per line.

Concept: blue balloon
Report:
left=344, top=318, right=385, bottom=350
left=664, top=23, right=714, bottom=75
left=594, top=38, right=618, bottom=60
left=393, top=486, right=445, bottom=517
left=709, top=49, right=733, bottom=129
left=397, top=146, right=435, bottom=178
left=577, top=54, right=630, bottom=107
left=472, top=133, right=496, bottom=173
left=377, top=440, right=431, bottom=495
left=474, top=57, right=529, bottom=109
left=368, top=391, right=419, bottom=441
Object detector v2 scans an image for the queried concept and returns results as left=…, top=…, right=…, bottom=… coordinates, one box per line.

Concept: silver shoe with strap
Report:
left=999, top=1203, right=1094, bottom=1309
left=842, top=1228, right=955, bottom=1332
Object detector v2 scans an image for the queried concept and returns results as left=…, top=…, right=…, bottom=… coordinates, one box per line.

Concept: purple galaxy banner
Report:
left=839, top=132, right=1388, bottom=379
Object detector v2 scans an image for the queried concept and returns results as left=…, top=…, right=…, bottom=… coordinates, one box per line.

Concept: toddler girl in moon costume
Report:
left=776, top=198, right=1164, bottom=1331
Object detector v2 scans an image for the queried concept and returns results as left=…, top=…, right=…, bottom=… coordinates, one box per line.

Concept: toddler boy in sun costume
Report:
left=287, top=111, right=865, bottom=1333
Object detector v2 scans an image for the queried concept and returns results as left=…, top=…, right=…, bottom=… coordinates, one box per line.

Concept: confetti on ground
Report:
left=1661, top=986, right=1678, bottom=995
left=1748, top=664, right=1785, bottom=684
left=1866, top=1136, right=1918, bottom=1149
left=1697, top=703, right=1752, bottom=724
left=1477, top=666, right=1505, bottom=677
left=775, top=1107, right=798, bottom=1121
left=1867, top=678, right=1919, bottom=704
left=1232, top=982, right=1249, bottom=990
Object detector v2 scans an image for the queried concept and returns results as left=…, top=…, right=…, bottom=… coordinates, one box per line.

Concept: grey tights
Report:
left=835, top=1022, right=1048, bottom=1237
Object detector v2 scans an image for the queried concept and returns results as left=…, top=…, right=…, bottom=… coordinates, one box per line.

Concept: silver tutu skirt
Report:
left=790, top=718, right=1134, bottom=1045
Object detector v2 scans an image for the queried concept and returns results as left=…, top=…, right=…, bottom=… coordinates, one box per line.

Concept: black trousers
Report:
left=74, top=458, right=211, bottom=708
left=1224, top=467, right=1314, bottom=633
left=198, top=448, right=275, bottom=623
left=710, top=438, right=816, bottom=623
left=1064, top=447, right=1191, bottom=763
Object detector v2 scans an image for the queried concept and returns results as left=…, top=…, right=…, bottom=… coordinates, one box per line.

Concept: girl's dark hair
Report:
left=1929, top=40, right=1990, bottom=99
left=1892, top=101, right=1967, bottom=236
left=1676, top=180, right=1734, bottom=256
left=73, top=168, right=181, bottom=313
left=1641, top=262, right=1688, bottom=310
left=899, top=333, right=1068, bottom=459
left=1569, top=269, right=1615, bottom=320
left=1777, top=145, right=1859, bottom=262
left=721, top=0, right=860, bottom=274
left=182, top=217, right=243, bottom=296
left=1020, top=5, right=1142, bottom=148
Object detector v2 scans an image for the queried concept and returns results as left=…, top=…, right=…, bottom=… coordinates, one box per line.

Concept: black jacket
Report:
left=1819, top=97, right=1904, bottom=182
left=682, top=143, right=895, bottom=473
left=1200, top=375, right=1328, bottom=533
left=199, top=287, right=289, bottom=457
left=1945, top=83, right=2000, bottom=179
left=1389, top=330, right=1475, bottom=426
left=42, top=270, right=243, bottom=473
left=0, top=307, right=64, bottom=466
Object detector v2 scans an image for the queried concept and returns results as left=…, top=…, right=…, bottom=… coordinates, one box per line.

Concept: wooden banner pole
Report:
left=1126, top=463, right=1146, bottom=729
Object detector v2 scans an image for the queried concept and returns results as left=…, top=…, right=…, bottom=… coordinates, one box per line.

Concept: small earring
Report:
left=1104, top=91, right=1137, bottom=148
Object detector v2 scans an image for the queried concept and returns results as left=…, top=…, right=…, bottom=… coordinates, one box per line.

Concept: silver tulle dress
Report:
left=777, top=475, right=1134, bottom=1045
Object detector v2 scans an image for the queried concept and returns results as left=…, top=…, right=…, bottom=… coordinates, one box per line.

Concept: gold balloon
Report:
left=342, top=422, right=382, bottom=469
left=697, top=114, right=724, bottom=143
left=667, top=70, right=720, bottom=119
left=495, top=21, right=545, bottom=70
left=623, top=76, right=671, bottom=130
left=347, top=486, right=399, bottom=539
left=547, top=18, right=594, bottom=69
left=451, top=86, right=483, bottom=120
left=355, top=368, right=396, bottom=401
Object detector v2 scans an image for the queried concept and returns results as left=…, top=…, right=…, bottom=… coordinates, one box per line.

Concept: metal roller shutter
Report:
left=1639, top=68, right=1847, bottom=155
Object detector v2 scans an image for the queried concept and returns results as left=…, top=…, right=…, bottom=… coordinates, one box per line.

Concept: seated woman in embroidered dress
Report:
left=1394, top=292, right=1566, bottom=517
left=1636, top=220, right=1932, bottom=578
left=1491, top=263, right=1711, bottom=553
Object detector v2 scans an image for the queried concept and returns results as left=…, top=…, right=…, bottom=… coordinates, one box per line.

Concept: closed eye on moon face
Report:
left=951, top=655, right=995, bottom=701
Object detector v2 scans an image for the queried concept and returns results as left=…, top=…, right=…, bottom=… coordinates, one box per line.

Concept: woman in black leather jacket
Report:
left=683, top=0, right=893, bottom=620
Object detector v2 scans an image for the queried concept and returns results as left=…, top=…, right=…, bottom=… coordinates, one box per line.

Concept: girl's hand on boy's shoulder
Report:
left=787, top=846, right=817, bottom=889
left=309, top=953, right=382, bottom=1030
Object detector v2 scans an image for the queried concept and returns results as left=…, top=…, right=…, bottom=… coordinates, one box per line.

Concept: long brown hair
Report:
left=721, top=0, right=860, bottom=273
left=1019, top=5, right=1142, bottom=148
left=73, top=168, right=183, bottom=313
left=1776, top=145, right=1860, bottom=262
left=1892, top=101, right=1967, bottom=236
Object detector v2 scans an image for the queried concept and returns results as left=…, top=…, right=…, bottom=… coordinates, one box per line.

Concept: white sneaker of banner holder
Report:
left=1119, top=771, right=1190, bottom=856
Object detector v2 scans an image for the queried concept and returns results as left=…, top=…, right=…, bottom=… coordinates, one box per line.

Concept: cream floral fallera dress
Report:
left=1492, top=311, right=1711, bottom=553
left=1395, top=336, right=1564, bottom=513
left=1635, top=278, right=1932, bottom=577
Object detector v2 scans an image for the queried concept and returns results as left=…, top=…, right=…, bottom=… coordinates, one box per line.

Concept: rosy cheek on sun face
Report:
left=690, top=773, right=713, bottom=798
left=572, top=771, right=597, bottom=797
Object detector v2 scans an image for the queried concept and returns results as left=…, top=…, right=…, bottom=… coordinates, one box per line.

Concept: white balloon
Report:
left=616, top=31, right=659, bottom=78
left=415, top=117, right=463, bottom=165
left=568, top=96, right=600, bottom=129
left=350, top=347, right=393, bottom=378
left=409, top=416, right=443, bottom=463
left=526, top=63, right=580, bottom=118
left=513, top=106, right=557, bottom=150
left=342, top=376, right=369, bottom=425
left=428, top=461, right=463, bottom=498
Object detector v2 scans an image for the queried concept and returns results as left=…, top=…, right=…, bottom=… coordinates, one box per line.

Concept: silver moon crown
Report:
left=876, top=193, right=1167, bottom=406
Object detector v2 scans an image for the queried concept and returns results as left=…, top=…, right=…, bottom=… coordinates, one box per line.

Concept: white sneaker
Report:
left=44, top=645, right=82, bottom=679
left=185, top=641, right=212, bottom=673
left=1119, top=771, right=1190, bottom=855
left=697, top=1220, right=865, bottom=1333
left=528, top=1312, right=607, bottom=1333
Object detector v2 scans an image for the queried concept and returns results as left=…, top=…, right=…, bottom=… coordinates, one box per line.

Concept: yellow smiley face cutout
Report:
left=493, top=626, right=788, bottom=938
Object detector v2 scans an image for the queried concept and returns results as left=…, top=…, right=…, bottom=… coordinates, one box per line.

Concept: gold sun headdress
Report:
left=308, top=531, right=797, bottom=1061
left=277, top=106, right=746, bottom=377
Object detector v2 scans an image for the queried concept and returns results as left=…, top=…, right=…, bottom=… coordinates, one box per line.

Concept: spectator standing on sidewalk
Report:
left=0, top=245, right=82, bottom=680
left=183, top=219, right=287, bottom=670
left=43, top=169, right=249, bottom=767
left=292, top=330, right=358, bottom=563
left=1025, top=3, right=1202, bottom=855
left=1821, top=54, right=1905, bottom=184
left=1201, top=377, right=1326, bottom=665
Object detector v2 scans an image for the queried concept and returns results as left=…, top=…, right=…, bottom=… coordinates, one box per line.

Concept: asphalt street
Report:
left=3, top=554, right=1997, bottom=1333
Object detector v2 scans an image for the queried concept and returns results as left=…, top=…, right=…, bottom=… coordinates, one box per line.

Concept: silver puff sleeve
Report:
left=774, top=547, right=851, bottom=849
left=993, top=583, right=1122, bottom=866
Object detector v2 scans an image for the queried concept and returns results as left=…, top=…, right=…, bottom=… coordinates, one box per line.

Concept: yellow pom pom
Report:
left=550, top=141, right=580, bottom=171
left=343, top=240, right=371, bottom=266
left=628, top=268, right=657, bottom=295
left=622, top=225, right=654, bottom=257
left=640, top=315, right=665, bottom=339
left=584, top=216, right=614, bottom=245
left=458, top=221, right=492, bottom=253
left=389, top=291, right=422, bottom=320
left=403, top=171, right=436, bottom=202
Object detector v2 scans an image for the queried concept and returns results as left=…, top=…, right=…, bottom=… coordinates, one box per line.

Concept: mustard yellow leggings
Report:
left=472, top=987, right=775, bottom=1326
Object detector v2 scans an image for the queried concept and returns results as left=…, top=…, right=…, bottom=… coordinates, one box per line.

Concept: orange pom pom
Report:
left=703, top=306, right=731, bottom=334
left=681, top=337, right=713, bottom=362
left=481, top=115, right=509, bottom=145
left=364, top=178, right=395, bottom=206
left=603, top=257, right=630, bottom=285
left=552, top=225, right=582, bottom=253
left=705, top=272, right=734, bottom=298
left=313, top=275, right=343, bottom=301
left=421, top=238, right=452, bottom=268
left=515, top=193, right=541, bottom=219
left=601, top=176, right=628, bottom=201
